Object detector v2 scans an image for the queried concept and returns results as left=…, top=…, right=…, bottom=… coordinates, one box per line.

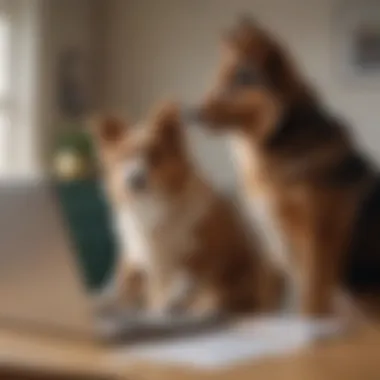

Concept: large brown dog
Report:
left=192, top=18, right=380, bottom=317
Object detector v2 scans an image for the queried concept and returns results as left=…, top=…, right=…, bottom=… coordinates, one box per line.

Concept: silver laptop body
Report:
left=0, top=179, right=221, bottom=342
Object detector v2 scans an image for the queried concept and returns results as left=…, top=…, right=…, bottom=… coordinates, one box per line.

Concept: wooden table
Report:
left=1, top=321, right=379, bottom=380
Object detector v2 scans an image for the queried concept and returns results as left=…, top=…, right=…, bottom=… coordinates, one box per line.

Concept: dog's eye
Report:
left=233, top=65, right=260, bottom=87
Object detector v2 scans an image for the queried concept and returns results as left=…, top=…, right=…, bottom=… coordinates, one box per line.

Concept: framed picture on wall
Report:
left=336, top=0, right=380, bottom=85
left=57, top=48, right=89, bottom=119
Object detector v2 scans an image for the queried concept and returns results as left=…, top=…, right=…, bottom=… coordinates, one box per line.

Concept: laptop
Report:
left=0, top=179, right=222, bottom=342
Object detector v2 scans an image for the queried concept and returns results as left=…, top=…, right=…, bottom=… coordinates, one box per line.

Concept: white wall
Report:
left=103, top=0, right=380, bottom=190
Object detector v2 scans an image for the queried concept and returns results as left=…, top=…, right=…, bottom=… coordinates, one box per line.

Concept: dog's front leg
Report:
left=290, top=191, right=356, bottom=318
left=93, top=255, right=146, bottom=312
left=114, top=258, right=146, bottom=309
left=146, top=272, right=170, bottom=315
left=256, top=259, right=285, bottom=312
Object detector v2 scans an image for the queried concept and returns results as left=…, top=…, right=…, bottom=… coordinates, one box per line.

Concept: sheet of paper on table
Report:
left=109, top=316, right=342, bottom=369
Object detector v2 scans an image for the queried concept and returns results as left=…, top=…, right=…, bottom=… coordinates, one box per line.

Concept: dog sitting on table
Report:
left=186, top=17, right=380, bottom=320
left=92, top=102, right=272, bottom=316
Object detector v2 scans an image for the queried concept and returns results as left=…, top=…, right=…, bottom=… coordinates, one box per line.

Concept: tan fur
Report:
left=92, top=103, right=270, bottom=315
left=196, top=18, right=378, bottom=317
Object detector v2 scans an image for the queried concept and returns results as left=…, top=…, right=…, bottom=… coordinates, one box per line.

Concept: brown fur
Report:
left=196, top=18, right=380, bottom=317
left=92, top=103, right=271, bottom=315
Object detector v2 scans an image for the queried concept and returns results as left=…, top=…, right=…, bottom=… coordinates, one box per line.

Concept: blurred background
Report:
left=0, top=1, right=380, bottom=378
left=3, top=0, right=380, bottom=185
left=1, top=0, right=380, bottom=293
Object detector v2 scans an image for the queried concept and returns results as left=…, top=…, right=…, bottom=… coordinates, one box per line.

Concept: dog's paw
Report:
left=186, top=292, right=223, bottom=320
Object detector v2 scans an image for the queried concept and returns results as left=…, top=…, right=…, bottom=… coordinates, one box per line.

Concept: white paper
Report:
left=109, top=316, right=343, bottom=369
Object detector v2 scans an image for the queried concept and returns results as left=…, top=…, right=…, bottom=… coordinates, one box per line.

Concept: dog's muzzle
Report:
left=180, top=64, right=263, bottom=125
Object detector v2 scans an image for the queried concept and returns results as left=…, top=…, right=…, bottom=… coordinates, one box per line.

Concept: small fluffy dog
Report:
left=191, top=17, right=380, bottom=318
left=92, top=103, right=266, bottom=315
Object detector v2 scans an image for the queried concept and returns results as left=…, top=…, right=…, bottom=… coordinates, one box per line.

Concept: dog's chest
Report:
left=229, top=134, right=265, bottom=181
left=230, top=135, right=290, bottom=270
left=115, top=196, right=206, bottom=270
left=246, top=195, right=290, bottom=270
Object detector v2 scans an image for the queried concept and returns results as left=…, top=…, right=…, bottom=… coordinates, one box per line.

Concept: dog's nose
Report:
left=127, top=171, right=147, bottom=192
left=180, top=106, right=202, bottom=124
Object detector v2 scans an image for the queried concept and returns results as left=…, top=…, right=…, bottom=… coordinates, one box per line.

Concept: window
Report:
left=0, top=1, right=11, bottom=173
left=0, top=0, right=41, bottom=178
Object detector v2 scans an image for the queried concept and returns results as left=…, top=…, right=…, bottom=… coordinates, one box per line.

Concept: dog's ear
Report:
left=263, top=40, right=302, bottom=98
left=222, top=15, right=266, bottom=61
left=151, top=102, right=183, bottom=146
left=89, top=115, right=128, bottom=150
left=237, top=14, right=257, bottom=29
left=265, top=47, right=286, bottom=88
left=224, top=15, right=257, bottom=40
